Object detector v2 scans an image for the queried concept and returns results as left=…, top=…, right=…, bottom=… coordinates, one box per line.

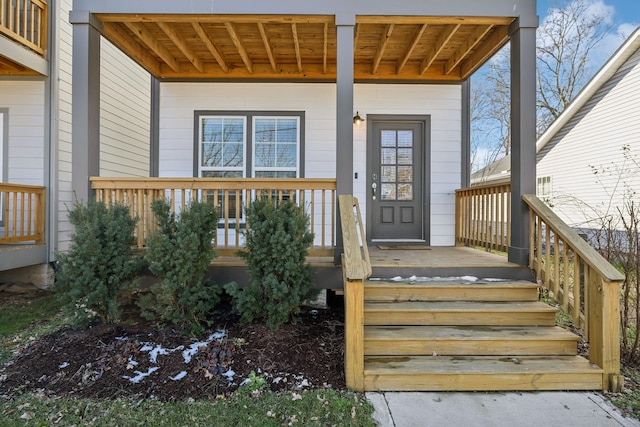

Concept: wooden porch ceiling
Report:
left=0, top=55, right=39, bottom=75
left=96, top=14, right=513, bottom=81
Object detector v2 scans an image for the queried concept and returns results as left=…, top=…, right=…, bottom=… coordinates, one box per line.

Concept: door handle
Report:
left=372, top=182, right=377, bottom=200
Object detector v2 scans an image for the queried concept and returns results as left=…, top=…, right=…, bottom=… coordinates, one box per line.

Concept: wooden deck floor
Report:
left=368, top=246, right=515, bottom=268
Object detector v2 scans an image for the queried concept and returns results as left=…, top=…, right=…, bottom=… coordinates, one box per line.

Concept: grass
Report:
left=0, top=292, right=376, bottom=426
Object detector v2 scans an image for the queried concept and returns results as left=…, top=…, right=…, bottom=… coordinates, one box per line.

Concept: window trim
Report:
left=193, top=110, right=305, bottom=178
left=537, top=175, right=552, bottom=200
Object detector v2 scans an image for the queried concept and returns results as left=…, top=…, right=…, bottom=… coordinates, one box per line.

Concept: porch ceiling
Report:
left=0, top=55, right=39, bottom=75
left=96, top=14, right=514, bottom=82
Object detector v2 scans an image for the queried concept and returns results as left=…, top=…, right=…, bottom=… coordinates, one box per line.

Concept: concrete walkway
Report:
left=366, top=392, right=640, bottom=427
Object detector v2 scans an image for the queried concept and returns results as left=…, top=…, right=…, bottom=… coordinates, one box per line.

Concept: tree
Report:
left=471, top=0, right=615, bottom=171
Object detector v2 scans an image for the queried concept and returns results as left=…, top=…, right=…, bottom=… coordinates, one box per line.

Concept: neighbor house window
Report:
left=537, top=176, right=552, bottom=202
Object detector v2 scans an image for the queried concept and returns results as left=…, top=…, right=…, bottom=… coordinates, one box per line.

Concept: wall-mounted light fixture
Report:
left=353, top=111, right=364, bottom=125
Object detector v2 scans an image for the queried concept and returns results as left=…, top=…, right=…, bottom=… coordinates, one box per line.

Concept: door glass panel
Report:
left=398, top=183, right=413, bottom=201
left=381, top=166, right=396, bottom=182
left=382, top=148, right=396, bottom=164
left=397, top=130, right=413, bottom=147
left=398, top=166, right=412, bottom=182
left=381, top=130, right=396, bottom=147
left=381, top=183, right=396, bottom=200
left=398, top=148, right=412, bottom=165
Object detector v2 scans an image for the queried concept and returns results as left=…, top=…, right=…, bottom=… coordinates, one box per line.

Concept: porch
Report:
left=0, top=0, right=48, bottom=76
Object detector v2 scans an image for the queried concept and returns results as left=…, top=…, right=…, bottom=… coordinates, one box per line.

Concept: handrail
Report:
left=0, top=182, right=46, bottom=244
left=455, top=183, right=511, bottom=252
left=90, top=177, right=336, bottom=256
left=0, top=0, right=48, bottom=56
left=524, top=194, right=624, bottom=391
left=338, top=195, right=370, bottom=392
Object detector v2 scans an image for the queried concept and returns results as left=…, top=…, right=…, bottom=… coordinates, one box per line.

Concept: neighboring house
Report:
left=0, top=0, right=151, bottom=281
left=471, top=26, right=640, bottom=232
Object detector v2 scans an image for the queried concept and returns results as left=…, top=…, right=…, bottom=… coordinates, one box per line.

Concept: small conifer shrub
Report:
left=225, top=198, right=318, bottom=330
left=55, top=200, right=141, bottom=324
left=139, top=199, right=220, bottom=334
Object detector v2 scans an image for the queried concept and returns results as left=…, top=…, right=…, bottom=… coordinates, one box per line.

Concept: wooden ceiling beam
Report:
left=323, top=22, right=328, bottom=74
left=460, top=25, right=509, bottom=79
left=97, top=14, right=335, bottom=25
left=397, top=23, right=427, bottom=74
left=124, top=22, right=179, bottom=72
left=291, top=23, right=302, bottom=73
left=257, top=23, right=278, bottom=73
left=102, top=22, right=163, bottom=76
left=444, top=24, right=492, bottom=75
left=419, top=23, right=459, bottom=75
left=353, top=23, right=360, bottom=53
left=372, top=24, right=394, bottom=74
left=192, top=23, right=229, bottom=73
left=157, top=22, right=204, bottom=72
left=356, top=16, right=514, bottom=25
left=225, top=22, right=254, bottom=74
left=0, top=55, right=25, bottom=71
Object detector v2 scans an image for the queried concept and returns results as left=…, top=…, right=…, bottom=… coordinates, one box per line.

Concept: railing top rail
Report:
left=523, top=194, right=625, bottom=283
left=90, top=177, right=336, bottom=190
left=456, top=182, right=511, bottom=193
left=338, top=195, right=371, bottom=281
left=0, top=182, right=46, bottom=192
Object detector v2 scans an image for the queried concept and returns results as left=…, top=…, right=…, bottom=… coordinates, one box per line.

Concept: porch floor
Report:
left=368, top=246, right=514, bottom=269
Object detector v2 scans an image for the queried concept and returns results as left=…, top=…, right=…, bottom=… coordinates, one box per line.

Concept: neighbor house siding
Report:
left=159, top=82, right=461, bottom=246
left=100, top=38, right=151, bottom=177
left=0, top=81, right=45, bottom=186
left=537, top=48, right=640, bottom=230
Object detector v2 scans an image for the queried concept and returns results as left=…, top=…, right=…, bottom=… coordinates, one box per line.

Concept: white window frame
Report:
left=252, top=115, right=300, bottom=178
left=537, top=175, right=552, bottom=201
left=198, top=115, right=247, bottom=178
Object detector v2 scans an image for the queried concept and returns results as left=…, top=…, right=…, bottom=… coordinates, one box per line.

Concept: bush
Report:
left=225, top=198, right=317, bottom=330
left=138, top=199, right=220, bottom=334
left=54, top=200, right=141, bottom=324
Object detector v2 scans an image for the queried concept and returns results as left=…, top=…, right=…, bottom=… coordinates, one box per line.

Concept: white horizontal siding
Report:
left=0, top=81, right=45, bottom=186
left=160, top=82, right=462, bottom=245
left=537, top=48, right=640, bottom=230
left=100, top=38, right=151, bottom=177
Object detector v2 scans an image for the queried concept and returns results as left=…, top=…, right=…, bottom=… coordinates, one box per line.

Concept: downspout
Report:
left=45, top=0, right=58, bottom=261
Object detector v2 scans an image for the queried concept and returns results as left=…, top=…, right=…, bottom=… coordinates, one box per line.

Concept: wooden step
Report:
left=363, top=355, right=603, bottom=391
left=364, top=301, right=557, bottom=326
left=364, top=279, right=539, bottom=302
left=364, top=325, right=578, bottom=356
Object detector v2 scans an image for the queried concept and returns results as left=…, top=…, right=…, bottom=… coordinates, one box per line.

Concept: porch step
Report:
left=355, top=279, right=603, bottom=391
left=364, top=325, right=579, bottom=356
left=364, top=279, right=540, bottom=302
left=363, top=355, right=603, bottom=391
left=364, top=301, right=557, bottom=326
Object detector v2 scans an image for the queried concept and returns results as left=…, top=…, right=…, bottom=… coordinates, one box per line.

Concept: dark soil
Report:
left=0, top=294, right=346, bottom=401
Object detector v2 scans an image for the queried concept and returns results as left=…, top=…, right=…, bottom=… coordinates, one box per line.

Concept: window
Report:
left=537, top=176, right=552, bottom=202
left=195, top=111, right=304, bottom=220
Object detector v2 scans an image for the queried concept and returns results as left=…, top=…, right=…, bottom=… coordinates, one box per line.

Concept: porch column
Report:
left=334, top=15, right=355, bottom=262
left=70, top=11, right=102, bottom=202
left=508, top=19, right=537, bottom=265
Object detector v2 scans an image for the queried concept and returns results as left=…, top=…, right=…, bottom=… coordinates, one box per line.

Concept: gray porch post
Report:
left=334, top=15, right=355, bottom=263
left=508, top=19, right=537, bottom=265
left=70, top=11, right=102, bottom=202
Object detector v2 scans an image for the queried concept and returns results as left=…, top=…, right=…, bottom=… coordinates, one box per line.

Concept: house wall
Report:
left=0, top=81, right=46, bottom=186
left=159, top=82, right=461, bottom=246
left=537, top=48, right=640, bottom=231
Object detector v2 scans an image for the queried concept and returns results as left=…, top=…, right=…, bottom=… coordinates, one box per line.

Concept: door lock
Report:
left=372, top=182, right=377, bottom=200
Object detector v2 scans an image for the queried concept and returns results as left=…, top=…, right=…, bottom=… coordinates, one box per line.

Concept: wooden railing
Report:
left=91, top=177, right=336, bottom=256
left=455, top=182, right=511, bottom=252
left=524, top=194, right=625, bottom=391
left=338, top=195, right=371, bottom=392
left=0, top=182, right=45, bottom=244
left=0, top=0, right=48, bottom=56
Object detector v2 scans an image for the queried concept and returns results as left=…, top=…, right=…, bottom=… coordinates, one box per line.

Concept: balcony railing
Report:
left=90, top=177, right=337, bottom=256
left=0, top=0, right=47, bottom=56
left=455, top=182, right=511, bottom=252
left=0, top=182, right=46, bottom=244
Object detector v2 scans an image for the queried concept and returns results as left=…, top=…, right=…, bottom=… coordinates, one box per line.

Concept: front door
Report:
left=368, top=119, right=427, bottom=241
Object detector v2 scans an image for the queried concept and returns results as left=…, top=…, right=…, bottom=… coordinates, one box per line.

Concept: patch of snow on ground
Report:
left=169, top=371, right=187, bottom=381
left=58, top=362, right=69, bottom=369
left=223, top=369, right=235, bottom=382
left=182, top=330, right=226, bottom=363
left=123, top=367, right=159, bottom=384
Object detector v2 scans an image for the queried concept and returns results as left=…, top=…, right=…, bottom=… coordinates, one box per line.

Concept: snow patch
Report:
left=169, top=371, right=188, bottom=381
left=58, top=362, right=69, bottom=369
left=183, top=331, right=226, bottom=363
left=123, top=367, right=159, bottom=384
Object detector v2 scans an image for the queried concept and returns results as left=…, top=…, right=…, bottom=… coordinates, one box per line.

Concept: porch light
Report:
left=353, top=112, right=364, bottom=125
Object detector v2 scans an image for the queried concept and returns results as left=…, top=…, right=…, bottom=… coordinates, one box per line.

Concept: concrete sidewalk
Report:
left=366, top=391, right=640, bottom=427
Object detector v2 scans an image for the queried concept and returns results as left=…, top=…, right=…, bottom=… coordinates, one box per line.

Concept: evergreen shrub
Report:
left=225, top=198, right=317, bottom=330
left=54, top=200, right=141, bottom=324
left=139, top=199, right=220, bottom=334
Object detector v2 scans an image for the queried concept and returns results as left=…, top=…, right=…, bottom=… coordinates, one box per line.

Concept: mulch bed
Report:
left=0, top=296, right=346, bottom=401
